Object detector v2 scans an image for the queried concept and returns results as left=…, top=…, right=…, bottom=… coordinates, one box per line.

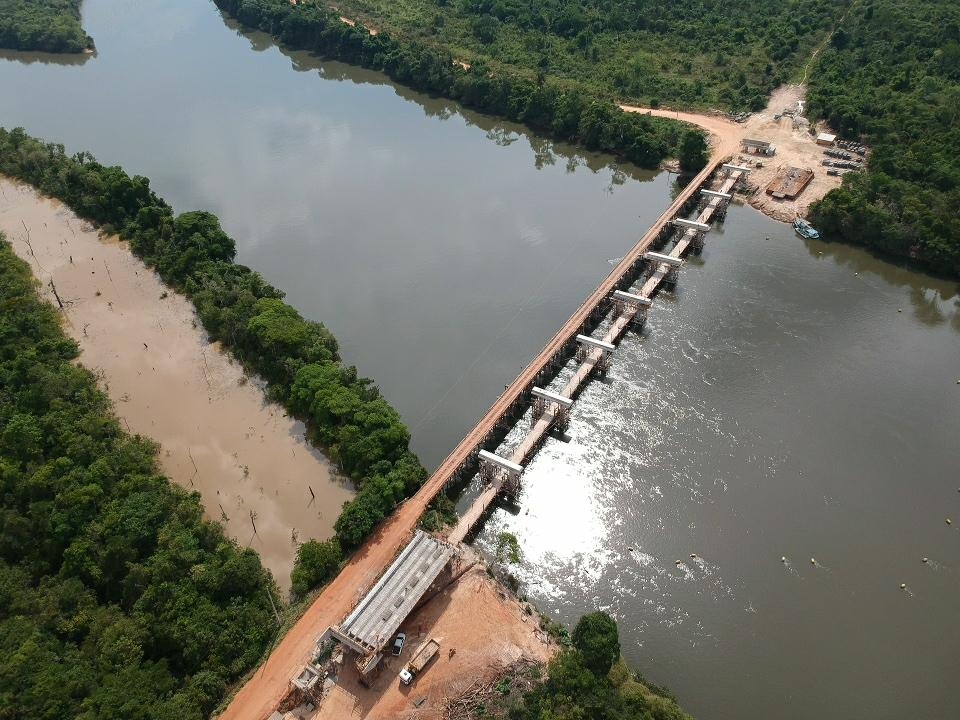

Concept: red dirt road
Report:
left=218, top=497, right=431, bottom=720
left=619, top=104, right=743, bottom=155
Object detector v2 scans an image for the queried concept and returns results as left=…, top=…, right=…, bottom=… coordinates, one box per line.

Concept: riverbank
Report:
left=0, top=175, right=352, bottom=589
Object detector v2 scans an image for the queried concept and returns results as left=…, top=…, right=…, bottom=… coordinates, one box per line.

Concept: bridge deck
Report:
left=445, top=166, right=743, bottom=544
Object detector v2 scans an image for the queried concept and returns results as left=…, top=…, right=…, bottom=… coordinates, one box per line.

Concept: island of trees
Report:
left=0, top=0, right=93, bottom=53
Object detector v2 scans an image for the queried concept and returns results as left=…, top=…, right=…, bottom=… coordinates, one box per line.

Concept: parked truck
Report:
left=398, top=638, right=440, bottom=685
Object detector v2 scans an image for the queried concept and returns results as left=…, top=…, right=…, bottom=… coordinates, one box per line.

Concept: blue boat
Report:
left=794, top=217, right=820, bottom=240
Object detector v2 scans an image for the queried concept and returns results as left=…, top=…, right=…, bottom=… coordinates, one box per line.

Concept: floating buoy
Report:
left=690, top=553, right=697, bottom=559
left=810, top=558, right=816, bottom=565
left=897, top=308, right=902, bottom=313
left=946, top=518, right=952, bottom=525
left=900, top=583, right=907, bottom=590
left=781, top=556, right=787, bottom=563
left=675, top=559, right=682, bottom=565
left=922, top=557, right=929, bottom=563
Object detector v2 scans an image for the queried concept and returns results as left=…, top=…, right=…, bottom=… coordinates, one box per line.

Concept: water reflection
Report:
left=0, top=48, right=95, bottom=66
left=476, top=204, right=960, bottom=720
left=803, top=237, right=959, bottom=328
left=214, top=11, right=656, bottom=186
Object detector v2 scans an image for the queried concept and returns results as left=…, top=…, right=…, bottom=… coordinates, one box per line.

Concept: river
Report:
left=2, top=1, right=958, bottom=718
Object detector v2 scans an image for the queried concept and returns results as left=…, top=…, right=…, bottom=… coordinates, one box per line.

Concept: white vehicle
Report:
left=398, top=638, right=440, bottom=685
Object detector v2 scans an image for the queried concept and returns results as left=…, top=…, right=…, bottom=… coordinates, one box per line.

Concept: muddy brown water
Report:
left=2, top=0, right=959, bottom=717
left=0, top=178, right=352, bottom=591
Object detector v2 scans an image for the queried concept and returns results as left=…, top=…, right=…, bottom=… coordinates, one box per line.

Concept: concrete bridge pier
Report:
left=663, top=266, right=680, bottom=290
left=689, top=231, right=707, bottom=255
left=612, top=289, right=652, bottom=329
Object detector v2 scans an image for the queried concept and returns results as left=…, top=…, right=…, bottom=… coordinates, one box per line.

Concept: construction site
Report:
left=221, top=85, right=865, bottom=720
left=623, top=84, right=865, bottom=223
left=268, top=535, right=553, bottom=720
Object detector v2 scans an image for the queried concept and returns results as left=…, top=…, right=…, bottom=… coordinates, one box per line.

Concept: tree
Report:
left=0, top=240, right=276, bottom=719
left=677, top=130, right=708, bottom=173
left=572, top=611, right=620, bottom=677
left=494, top=531, right=522, bottom=565
left=290, top=538, right=342, bottom=596
left=0, top=0, right=93, bottom=53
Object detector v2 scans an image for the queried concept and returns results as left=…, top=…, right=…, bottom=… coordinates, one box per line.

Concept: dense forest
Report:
left=321, top=0, right=839, bottom=110
left=807, top=0, right=960, bottom=276
left=0, top=0, right=92, bottom=52
left=0, top=128, right=426, bottom=587
left=0, top=238, right=276, bottom=719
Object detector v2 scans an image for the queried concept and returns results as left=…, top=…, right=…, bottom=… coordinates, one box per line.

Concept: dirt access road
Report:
left=218, top=481, right=449, bottom=719
left=622, top=84, right=845, bottom=221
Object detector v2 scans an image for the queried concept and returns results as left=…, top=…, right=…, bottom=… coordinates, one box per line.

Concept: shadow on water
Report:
left=0, top=49, right=95, bottom=67
left=802, top=237, right=960, bottom=329
left=215, top=11, right=658, bottom=187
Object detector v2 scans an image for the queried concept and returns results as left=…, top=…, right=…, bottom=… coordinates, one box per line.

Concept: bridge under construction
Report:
left=229, top=153, right=751, bottom=718
left=311, top=156, right=749, bottom=684
left=445, top=159, right=747, bottom=543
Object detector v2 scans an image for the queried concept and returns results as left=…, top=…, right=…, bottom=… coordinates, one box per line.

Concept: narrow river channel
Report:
left=2, top=1, right=958, bottom=718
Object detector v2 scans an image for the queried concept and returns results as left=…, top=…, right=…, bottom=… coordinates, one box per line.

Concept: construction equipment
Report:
left=399, top=638, right=440, bottom=685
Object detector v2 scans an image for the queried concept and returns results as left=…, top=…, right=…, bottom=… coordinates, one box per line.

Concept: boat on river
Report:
left=794, top=217, right=820, bottom=240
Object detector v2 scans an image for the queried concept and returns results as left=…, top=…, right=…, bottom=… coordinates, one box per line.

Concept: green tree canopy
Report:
left=290, top=538, right=343, bottom=596
left=0, top=0, right=92, bottom=53
left=572, top=611, right=621, bottom=677
left=678, top=130, right=709, bottom=173
left=0, top=238, right=276, bottom=719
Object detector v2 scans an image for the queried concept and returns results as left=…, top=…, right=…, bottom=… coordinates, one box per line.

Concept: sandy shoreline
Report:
left=0, top=176, right=353, bottom=592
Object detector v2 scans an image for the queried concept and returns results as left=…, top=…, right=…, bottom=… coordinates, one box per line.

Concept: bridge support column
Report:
left=612, top=289, right=652, bottom=329
left=689, top=229, right=707, bottom=255
left=531, top=396, right=546, bottom=423
left=478, top=450, right=523, bottom=500
left=664, top=266, right=680, bottom=289
left=554, top=405, right=571, bottom=433
left=715, top=199, right=729, bottom=221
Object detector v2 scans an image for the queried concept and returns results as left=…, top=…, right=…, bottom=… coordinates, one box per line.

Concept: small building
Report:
left=816, top=132, right=836, bottom=146
left=742, top=138, right=775, bottom=155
